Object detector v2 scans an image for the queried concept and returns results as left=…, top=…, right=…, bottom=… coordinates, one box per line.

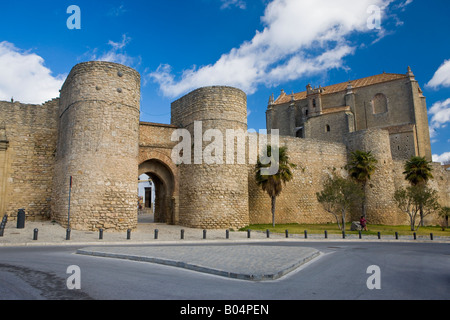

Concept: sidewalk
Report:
left=0, top=214, right=447, bottom=246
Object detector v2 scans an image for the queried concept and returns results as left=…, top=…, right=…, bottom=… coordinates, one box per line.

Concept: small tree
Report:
left=403, top=156, right=434, bottom=226
left=438, top=206, right=450, bottom=231
left=255, top=145, right=296, bottom=227
left=316, top=174, right=364, bottom=231
left=393, top=185, right=441, bottom=231
left=346, top=150, right=378, bottom=218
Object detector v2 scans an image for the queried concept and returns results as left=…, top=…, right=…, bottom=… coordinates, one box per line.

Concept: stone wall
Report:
left=0, top=99, right=59, bottom=220
left=304, top=109, right=355, bottom=144
left=0, top=62, right=446, bottom=231
left=138, top=122, right=180, bottom=225
left=248, top=135, right=349, bottom=225
left=248, top=128, right=449, bottom=227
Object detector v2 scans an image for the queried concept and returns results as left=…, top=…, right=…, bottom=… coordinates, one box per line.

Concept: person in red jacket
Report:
left=360, top=216, right=368, bottom=231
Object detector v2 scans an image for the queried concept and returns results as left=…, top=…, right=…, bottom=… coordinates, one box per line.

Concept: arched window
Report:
left=372, top=93, right=388, bottom=114
left=326, top=125, right=331, bottom=132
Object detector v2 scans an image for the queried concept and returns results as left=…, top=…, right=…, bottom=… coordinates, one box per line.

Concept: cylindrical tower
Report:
left=345, top=128, right=403, bottom=225
left=171, top=86, right=249, bottom=229
left=52, top=61, right=141, bottom=231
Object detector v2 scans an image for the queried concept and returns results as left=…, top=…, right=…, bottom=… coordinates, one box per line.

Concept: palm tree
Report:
left=403, top=156, right=434, bottom=226
left=255, top=145, right=296, bottom=227
left=403, top=156, right=433, bottom=186
left=346, top=150, right=378, bottom=218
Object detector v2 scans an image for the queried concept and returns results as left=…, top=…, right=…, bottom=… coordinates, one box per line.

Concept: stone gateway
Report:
left=0, top=61, right=448, bottom=231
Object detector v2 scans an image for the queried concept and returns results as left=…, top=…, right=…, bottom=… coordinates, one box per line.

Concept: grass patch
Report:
left=239, top=223, right=450, bottom=237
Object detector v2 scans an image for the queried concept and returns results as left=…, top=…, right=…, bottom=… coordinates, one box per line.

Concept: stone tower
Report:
left=171, top=86, right=250, bottom=229
left=51, top=61, right=141, bottom=231
left=345, top=128, right=402, bottom=224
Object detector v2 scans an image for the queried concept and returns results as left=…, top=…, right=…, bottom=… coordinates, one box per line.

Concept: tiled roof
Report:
left=273, top=72, right=408, bottom=105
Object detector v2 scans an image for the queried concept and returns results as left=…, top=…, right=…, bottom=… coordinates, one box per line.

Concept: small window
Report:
left=326, top=125, right=331, bottom=132
left=313, top=99, right=316, bottom=108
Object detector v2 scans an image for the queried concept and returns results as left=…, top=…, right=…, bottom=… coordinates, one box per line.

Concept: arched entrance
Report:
left=138, top=159, right=177, bottom=224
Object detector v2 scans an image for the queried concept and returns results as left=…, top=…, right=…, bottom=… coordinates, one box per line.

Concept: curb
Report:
left=75, top=246, right=322, bottom=281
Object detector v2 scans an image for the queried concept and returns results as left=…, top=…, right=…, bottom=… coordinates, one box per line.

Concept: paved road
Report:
left=0, top=242, right=448, bottom=302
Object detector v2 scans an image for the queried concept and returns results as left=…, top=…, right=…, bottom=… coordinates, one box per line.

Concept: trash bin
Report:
left=17, top=209, right=25, bottom=229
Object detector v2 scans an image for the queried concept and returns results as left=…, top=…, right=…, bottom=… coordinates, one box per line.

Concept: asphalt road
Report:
left=0, top=242, right=448, bottom=303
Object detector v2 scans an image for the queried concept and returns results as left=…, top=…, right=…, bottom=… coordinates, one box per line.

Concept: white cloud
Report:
left=88, top=35, right=140, bottom=68
left=427, top=59, right=450, bottom=89
left=108, top=4, right=128, bottom=17
left=432, top=152, right=450, bottom=165
left=429, top=98, right=450, bottom=138
left=149, top=0, right=394, bottom=98
left=220, top=0, right=247, bottom=10
left=395, top=0, right=413, bottom=10
left=0, top=41, right=65, bottom=104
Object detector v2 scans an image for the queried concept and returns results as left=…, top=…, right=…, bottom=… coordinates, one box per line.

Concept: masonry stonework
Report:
left=0, top=62, right=448, bottom=231
left=171, top=87, right=250, bottom=229
left=52, top=62, right=141, bottom=231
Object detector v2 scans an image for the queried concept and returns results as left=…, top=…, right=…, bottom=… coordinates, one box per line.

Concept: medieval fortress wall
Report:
left=0, top=99, right=59, bottom=221
left=0, top=61, right=448, bottom=231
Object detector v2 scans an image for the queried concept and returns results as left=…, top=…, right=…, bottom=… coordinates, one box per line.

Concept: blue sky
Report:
left=0, top=0, right=449, bottom=162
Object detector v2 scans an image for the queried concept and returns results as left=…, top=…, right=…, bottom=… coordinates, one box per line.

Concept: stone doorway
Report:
left=138, top=159, right=176, bottom=224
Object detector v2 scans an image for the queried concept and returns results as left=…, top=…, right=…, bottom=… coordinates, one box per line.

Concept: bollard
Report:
left=304, top=230, right=307, bottom=239
left=359, top=231, right=362, bottom=239
left=33, top=228, right=38, bottom=241
left=342, top=231, right=345, bottom=239
left=127, top=229, right=131, bottom=240
left=378, top=232, right=381, bottom=240
left=154, top=229, right=159, bottom=240
left=247, top=229, right=251, bottom=238
left=226, top=229, right=229, bottom=239
left=395, top=232, right=398, bottom=240
left=181, top=229, right=185, bottom=240
left=66, top=228, right=71, bottom=241
left=430, top=233, right=433, bottom=241
left=413, top=232, right=416, bottom=240
left=266, top=229, right=270, bottom=238
left=99, top=229, right=103, bottom=240
left=203, top=230, right=207, bottom=239
left=285, top=230, right=289, bottom=238
left=17, top=209, right=25, bottom=229
left=324, top=230, right=328, bottom=239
